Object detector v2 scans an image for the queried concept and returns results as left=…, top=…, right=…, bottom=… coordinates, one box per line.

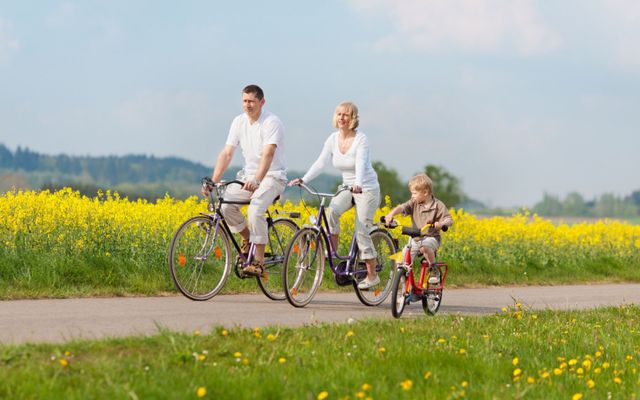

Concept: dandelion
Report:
left=613, top=377, right=622, bottom=384
left=198, top=354, right=206, bottom=362
left=437, top=338, right=446, bottom=344
left=378, top=347, right=386, bottom=354
left=221, top=329, right=228, bottom=337
left=512, top=357, right=519, bottom=366
left=586, top=379, right=595, bottom=389
left=400, top=327, right=405, bottom=333
left=400, top=379, right=413, bottom=390
left=568, top=359, right=578, bottom=366
left=582, top=359, right=592, bottom=369
left=194, top=330, right=201, bottom=336
left=346, top=331, right=354, bottom=338
left=355, top=392, right=366, bottom=399
left=602, top=362, right=610, bottom=369
left=501, top=307, right=508, bottom=313
left=513, top=368, right=522, bottom=378
left=626, top=355, right=634, bottom=362
left=59, top=359, right=69, bottom=367
left=241, top=358, right=249, bottom=366
left=527, top=377, right=535, bottom=384
left=461, top=381, right=469, bottom=388
left=267, top=334, right=276, bottom=342
left=594, top=367, right=602, bottom=374
left=196, top=387, right=207, bottom=398
left=361, top=383, right=372, bottom=391
left=233, top=352, right=242, bottom=358
left=553, top=368, right=562, bottom=376
left=540, top=371, right=550, bottom=379
left=572, top=393, right=583, bottom=400
left=278, top=357, right=287, bottom=364
left=595, top=351, right=602, bottom=358
left=424, top=371, right=432, bottom=380
left=458, top=348, right=466, bottom=355
left=317, top=391, right=329, bottom=400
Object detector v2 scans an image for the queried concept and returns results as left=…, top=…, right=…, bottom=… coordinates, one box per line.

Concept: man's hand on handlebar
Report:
left=288, top=178, right=303, bottom=187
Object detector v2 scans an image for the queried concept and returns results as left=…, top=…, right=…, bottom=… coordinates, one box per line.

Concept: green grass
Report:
left=2, top=305, right=639, bottom=399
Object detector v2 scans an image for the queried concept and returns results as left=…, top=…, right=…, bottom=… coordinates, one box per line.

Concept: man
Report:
left=204, top=84, right=287, bottom=276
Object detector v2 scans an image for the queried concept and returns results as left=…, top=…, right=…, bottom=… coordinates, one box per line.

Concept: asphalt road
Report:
left=1, top=283, right=639, bottom=344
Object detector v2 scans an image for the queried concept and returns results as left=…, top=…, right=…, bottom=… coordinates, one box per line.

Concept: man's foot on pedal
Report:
left=357, top=275, right=380, bottom=290
left=242, top=260, right=264, bottom=277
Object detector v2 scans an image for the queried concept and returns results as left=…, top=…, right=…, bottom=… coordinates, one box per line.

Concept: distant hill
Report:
left=0, top=144, right=339, bottom=200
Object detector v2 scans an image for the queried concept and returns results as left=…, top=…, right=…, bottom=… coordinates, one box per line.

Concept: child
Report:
left=384, top=173, right=453, bottom=283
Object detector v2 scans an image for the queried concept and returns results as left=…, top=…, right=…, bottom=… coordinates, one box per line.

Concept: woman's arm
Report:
left=300, top=134, right=334, bottom=183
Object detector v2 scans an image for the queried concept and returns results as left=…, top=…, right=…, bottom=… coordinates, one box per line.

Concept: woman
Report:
left=289, top=101, right=381, bottom=289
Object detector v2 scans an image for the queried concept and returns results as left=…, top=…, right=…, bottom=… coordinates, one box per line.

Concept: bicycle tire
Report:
left=257, top=218, right=299, bottom=301
left=353, top=229, right=397, bottom=306
left=169, top=215, right=232, bottom=301
left=282, top=227, right=325, bottom=307
left=391, top=267, right=408, bottom=318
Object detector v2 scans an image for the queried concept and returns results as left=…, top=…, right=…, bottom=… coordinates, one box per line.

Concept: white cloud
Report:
left=0, top=17, right=21, bottom=62
left=349, top=0, right=561, bottom=56
left=45, top=2, right=77, bottom=28
left=601, top=1, right=640, bottom=70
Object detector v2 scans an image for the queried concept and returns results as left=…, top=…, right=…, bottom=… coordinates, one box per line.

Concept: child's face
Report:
left=411, top=189, right=430, bottom=204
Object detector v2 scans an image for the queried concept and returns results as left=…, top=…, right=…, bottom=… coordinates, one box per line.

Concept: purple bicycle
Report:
left=282, top=183, right=398, bottom=307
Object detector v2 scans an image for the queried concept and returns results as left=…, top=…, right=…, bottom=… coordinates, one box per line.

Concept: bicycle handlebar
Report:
left=294, top=182, right=352, bottom=198
left=201, top=177, right=245, bottom=190
left=379, top=217, right=448, bottom=237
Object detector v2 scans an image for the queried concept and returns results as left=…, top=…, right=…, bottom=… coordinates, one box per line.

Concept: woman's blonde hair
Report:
left=332, top=101, right=359, bottom=130
left=409, top=173, right=433, bottom=194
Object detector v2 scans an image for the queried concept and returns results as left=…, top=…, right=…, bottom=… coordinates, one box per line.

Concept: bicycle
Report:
left=386, top=218, right=449, bottom=318
left=168, top=177, right=299, bottom=301
left=282, top=183, right=398, bottom=307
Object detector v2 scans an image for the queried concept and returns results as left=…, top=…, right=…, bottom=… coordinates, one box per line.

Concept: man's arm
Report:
left=212, top=145, right=235, bottom=182
left=244, top=143, right=276, bottom=191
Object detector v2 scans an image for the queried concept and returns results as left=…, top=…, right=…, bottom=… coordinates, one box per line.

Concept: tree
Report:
left=372, top=161, right=409, bottom=206
left=562, top=192, right=589, bottom=216
left=424, top=164, right=465, bottom=207
left=533, top=193, right=563, bottom=216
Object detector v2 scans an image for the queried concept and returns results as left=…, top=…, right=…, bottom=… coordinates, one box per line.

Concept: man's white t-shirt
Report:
left=225, top=110, right=287, bottom=180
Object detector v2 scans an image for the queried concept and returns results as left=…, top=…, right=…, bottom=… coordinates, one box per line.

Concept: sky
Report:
left=1, top=0, right=639, bottom=207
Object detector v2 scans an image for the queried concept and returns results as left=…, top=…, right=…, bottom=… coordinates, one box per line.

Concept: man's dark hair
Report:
left=242, top=84, right=264, bottom=100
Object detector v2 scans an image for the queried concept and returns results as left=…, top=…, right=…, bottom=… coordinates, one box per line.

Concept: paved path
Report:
left=1, top=283, right=639, bottom=344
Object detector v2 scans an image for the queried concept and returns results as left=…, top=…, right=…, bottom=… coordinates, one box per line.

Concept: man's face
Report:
left=411, top=189, right=430, bottom=204
left=242, top=92, right=264, bottom=121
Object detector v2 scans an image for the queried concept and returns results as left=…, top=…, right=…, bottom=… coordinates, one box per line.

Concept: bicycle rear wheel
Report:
left=282, top=227, right=325, bottom=307
left=257, top=218, right=298, bottom=301
left=391, top=267, right=408, bottom=318
left=169, top=215, right=231, bottom=301
left=353, top=229, right=397, bottom=306
left=422, top=265, right=444, bottom=315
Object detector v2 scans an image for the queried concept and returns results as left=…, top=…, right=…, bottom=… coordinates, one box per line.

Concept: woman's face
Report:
left=335, top=106, right=352, bottom=130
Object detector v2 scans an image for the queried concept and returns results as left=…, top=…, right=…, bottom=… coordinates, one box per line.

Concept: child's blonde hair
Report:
left=409, top=173, right=433, bottom=194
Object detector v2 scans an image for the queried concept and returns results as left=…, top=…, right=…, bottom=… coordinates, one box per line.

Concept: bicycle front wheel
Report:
left=422, top=265, right=444, bottom=315
left=391, top=267, right=408, bottom=318
left=169, top=215, right=231, bottom=301
left=282, top=227, right=325, bottom=307
left=257, top=218, right=299, bottom=301
left=353, top=229, right=397, bottom=306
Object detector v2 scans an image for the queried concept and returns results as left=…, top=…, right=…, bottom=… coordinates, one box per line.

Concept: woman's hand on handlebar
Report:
left=288, top=178, right=303, bottom=187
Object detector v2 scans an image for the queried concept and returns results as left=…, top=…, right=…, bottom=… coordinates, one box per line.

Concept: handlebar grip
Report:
left=401, top=227, right=422, bottom=237
left=379, top=216, right=398, bottom=228
left=442, top=225, right=448, bottom=232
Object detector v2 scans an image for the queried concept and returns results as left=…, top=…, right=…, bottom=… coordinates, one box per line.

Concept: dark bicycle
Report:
left=282, top=183, right=397, bottom=307
left=168, top=177, right=299, bottom=301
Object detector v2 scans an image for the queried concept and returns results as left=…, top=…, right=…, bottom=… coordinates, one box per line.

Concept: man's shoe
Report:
left=242, top=261, right=264, bottom=277
left=357, top=275, right=381, bottom=290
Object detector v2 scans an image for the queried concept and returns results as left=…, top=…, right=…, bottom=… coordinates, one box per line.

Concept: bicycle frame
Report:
left=399, top=247, right=448, bottom=297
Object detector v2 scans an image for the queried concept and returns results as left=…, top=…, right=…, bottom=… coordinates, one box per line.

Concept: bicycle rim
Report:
left=423, top=288, right=443, bottom=315
left=353, top=229, right=397, bottom=306
left=169, top=216, right=231, bottom=300
left=283, top=227, right=324, bottom=307
left=257, top=218, right=299, bottom=301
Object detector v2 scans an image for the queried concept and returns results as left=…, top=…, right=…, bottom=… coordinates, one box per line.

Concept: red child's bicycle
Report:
left=385, top=218, right=449, bottom=318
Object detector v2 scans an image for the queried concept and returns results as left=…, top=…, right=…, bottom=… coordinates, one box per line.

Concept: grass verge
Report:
left=1, top=305, right=639, bottom=399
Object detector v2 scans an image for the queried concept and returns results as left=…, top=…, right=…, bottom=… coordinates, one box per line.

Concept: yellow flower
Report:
left=459, top=348, right=466, bottom=355
left=317, top=391, right=329, bottom=400
left=198, top=354, right=206, bottom=362
left=568, top=359, right=578, bottom=366
left=355, top=392, right=366, bottom=399
left=553, top=368, right=562, bottom=376
left=461, top=381, right=468, bottom=388
left=194, top=330, right=201, bottom=336
left=582, top=359, right=592, bottom=369
left=572, top=393, right=583, bottom=400
left=437, top=338, right=446, bottom=344
left=400, top=379, right=413, bottom=390
left=400, top=327, right=405, bottom=333
left=613, top=377, right=622, bottom=384
left=512, top=357, right=519, bottom=366
left=233, top=352, right=242, bottom=358
left=540, top=371, right=550, bottom=378
left=278, top=357, right=286, bottom=364
left=241, top=358, right=249, bottom=366
left=501, top=307, right=508, bottom=313
left=602, top=362, right=610, bottom=369
left=361, top=383, right=372, bottom=391
left=594, top=351, right=602, bottom=358
left=221, top=329, right=228, bottom=337
left=626, top=355, right=634, bottom=362
left=586, top=379, right=595, bottom=389
left=267, top=334, right=276, bottom=342
left=424, top=371, right=432, bottom=380
left=526, top=377, right=535, bottom=384
left=196, top=387, right=207, bottom=398
left=59, top=359, right=69, bottom=367
left=346, top=331, right=354, bottom=337
left=513, top=368, right=522, bottom=378
left=378, top=347, right=386, bottom=354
